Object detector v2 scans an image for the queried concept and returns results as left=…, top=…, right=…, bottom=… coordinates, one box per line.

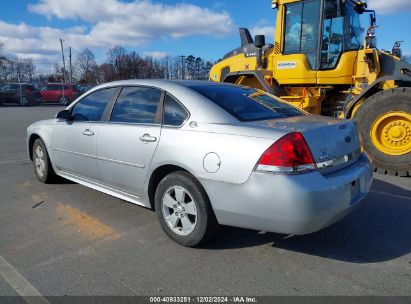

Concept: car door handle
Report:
left=139, top=134, right=157, bottom=143
left=82, top=129, right=94, bottom=136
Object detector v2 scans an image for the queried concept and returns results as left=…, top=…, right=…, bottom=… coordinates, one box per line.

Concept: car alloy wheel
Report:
left=161, top=185, right=198, bottom=236
left=20, top=96, right=29, bottom=106
left=59, top=96, right=69, bottom=106
left=34, top=145, right=46, bottom=178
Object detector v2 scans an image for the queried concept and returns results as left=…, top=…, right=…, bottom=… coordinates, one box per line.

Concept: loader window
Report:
left=283, top=0, right=321, bottom=69
left=320, top=0, right=363, bottom=69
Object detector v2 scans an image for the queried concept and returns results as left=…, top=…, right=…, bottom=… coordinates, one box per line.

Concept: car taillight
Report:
left=255, top=132, right=316, bottom=174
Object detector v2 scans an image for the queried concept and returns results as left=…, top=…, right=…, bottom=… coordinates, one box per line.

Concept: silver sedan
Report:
left=27, top=80, right=373, bottom=247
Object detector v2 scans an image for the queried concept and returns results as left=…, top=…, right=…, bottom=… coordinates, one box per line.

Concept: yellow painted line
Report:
left=0, top=255, right=49, bottom=304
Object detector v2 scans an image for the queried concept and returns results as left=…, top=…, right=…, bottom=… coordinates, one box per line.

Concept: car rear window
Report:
left=163, top=93, right=189, bottom=126
left=189, top=85, right=304, bottom=122
left=47, top=85, right=60, bottom=90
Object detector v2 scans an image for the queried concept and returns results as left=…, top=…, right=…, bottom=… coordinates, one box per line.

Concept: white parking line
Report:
left=0, top=159, right=29, bottom=166
left=371, top=190, right=411, bottom=201
left=0, top=255, right=49, bottom=304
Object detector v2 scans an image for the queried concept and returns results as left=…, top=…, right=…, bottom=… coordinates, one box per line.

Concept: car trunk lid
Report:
left=248, top=115, right=361, bottom=173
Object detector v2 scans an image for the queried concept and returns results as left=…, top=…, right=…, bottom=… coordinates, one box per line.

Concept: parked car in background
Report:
left=27, top=80, right=373, bottom=247
left=76, top=84, right=95, bottom=94
left=40, top=83, right=81, bottom=105
left=0, top=83, right=41, bottom=106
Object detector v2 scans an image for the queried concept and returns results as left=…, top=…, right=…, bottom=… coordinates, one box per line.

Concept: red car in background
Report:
left=40, top=83, right=81, bottom=105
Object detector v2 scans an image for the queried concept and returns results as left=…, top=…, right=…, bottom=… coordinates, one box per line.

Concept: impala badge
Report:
left=319, top=148, right=336, bottom=162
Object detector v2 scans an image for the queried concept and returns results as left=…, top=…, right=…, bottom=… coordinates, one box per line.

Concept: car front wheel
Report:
left=20, top=96, right=29, bottom=107
left=155, top=171, right=218, bottom=247
left=58, top=96, right=70, bottom=106
left=32, top=139, right=57, bottom=183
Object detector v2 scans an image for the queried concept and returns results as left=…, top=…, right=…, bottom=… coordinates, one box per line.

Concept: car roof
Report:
left=96, top=79, right=240, bottom=91
left=46, top=83, right=75, bottom=85
left=71, top=79, right=240, bottom=125
left=6, top=83, right=34, bottom=85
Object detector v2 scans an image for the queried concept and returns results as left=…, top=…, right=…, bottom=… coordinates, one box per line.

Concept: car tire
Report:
left=155, top=171, right=218, bottom=247
left=20, top=96, right=29, bottom=107
left=58, top=96, right=70, bottom=106
left=32, top=139, right=58, bottom=183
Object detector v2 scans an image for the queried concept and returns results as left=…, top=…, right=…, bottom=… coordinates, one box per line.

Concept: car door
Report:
left=50, top=85, right=60, bottom=102
left=8, top=84, right=20, bottom=103
left=51, top=87, right=119, bottom=181
left=96, top=86, right=163, bottom=196
left=0, top=85, right=10, bottom=102
left=41, top=85, right=52, bottom=102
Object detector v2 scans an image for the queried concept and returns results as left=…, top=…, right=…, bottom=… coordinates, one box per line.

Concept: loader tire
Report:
left=354, top=88, right=411, bottom=176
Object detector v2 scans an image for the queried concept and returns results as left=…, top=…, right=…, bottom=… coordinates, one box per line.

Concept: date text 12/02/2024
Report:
left=149, top=297, right=257, bottom=303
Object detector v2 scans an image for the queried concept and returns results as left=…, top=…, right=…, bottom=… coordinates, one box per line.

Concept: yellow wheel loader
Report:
left=210, top=0, right=411, bottom=176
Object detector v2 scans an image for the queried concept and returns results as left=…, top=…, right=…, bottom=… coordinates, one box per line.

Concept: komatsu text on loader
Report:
left=210, top=0, right=411, bottom=176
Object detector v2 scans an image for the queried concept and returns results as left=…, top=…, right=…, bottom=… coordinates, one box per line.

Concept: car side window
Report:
left=71, top=87, right=118, bottom=122
left=163, top=93, right=188, bottom=126
left=110, top=86, right=162, bottom=124
left=10, top=84, right=19, bottom=90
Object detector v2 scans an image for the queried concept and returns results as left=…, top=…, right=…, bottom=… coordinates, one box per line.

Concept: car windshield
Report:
left=189, top=85, right=304, bottom=122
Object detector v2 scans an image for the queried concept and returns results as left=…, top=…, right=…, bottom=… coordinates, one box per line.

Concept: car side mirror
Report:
left=56, top=109, right=71, bottom=120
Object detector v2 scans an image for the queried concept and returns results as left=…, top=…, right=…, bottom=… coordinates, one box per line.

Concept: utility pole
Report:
left=59, top=38, right=66, bottom=83
left=179, top=55, right=186, bottom=79
left=69, top=46, right=73, bottom=83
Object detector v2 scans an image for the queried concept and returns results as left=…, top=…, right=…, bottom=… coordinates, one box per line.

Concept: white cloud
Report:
left=250, top=26, right=275, bottom=41
left=0, top=21, right=86, bottom=59
left=28, top=0, right=234, bottom=39
left=0, top=0, right=234, bottom=67
left=368, top=0, right=411, bottom=14
left=250, top=20, right=275, bottom=43
left=144, top=51, right=169, bottom=59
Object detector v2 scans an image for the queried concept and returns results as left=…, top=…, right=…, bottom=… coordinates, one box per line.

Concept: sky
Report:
left=0, top=0, right=411, bottom=74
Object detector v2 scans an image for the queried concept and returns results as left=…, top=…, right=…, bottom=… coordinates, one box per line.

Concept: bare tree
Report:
left=1, top=41, right=216, bottom=83
left=106, top=46, right=128, bottom=80
left=185, top=55, right=195, bottom=79
left=0, top=42, right=7, bottom=81
left=0, top=42, right=5, bottom=65
left=20, top=59, right=35, bottom=81
left=75, top=48, right=98, bottom=83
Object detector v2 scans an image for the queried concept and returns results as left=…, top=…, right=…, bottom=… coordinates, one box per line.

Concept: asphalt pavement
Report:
left=0, top=105, right=410, bottom=297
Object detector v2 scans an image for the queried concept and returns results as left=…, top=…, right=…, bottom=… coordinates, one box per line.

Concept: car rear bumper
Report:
left=201, top=154, right=373, bottom=235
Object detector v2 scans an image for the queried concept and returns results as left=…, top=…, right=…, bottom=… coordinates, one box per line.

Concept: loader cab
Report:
left=280, top=0, right=364, bottom=71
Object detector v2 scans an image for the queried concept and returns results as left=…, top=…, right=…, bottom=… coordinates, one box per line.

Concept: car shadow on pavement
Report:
left=206, top=179, right=411, bottom=264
